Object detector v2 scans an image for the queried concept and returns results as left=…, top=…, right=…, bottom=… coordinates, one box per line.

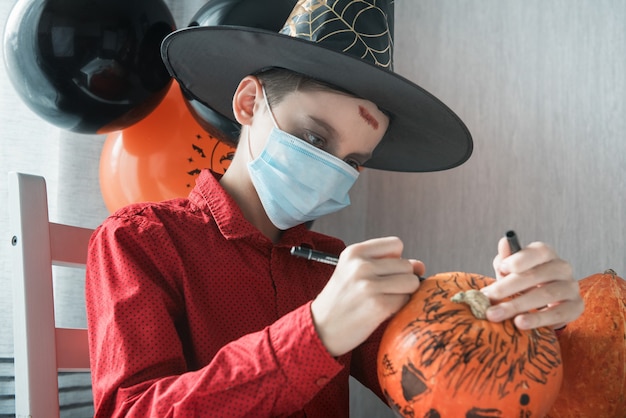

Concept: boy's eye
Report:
left=301, top=130, right=361, bottom=170
left=345, top=159, right=361, bottom=170
left=302, top=131, right=326, bottom=149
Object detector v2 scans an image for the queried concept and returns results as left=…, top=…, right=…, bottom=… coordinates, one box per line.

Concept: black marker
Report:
left=290, top=246, right=339, bottom=266
left=506, top=230, right=522, bottom=254
left=290, top=246, right=426, bottom=281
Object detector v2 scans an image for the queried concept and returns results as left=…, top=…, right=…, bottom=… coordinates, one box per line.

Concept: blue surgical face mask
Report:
left=247, top=88, right=359, bottom=230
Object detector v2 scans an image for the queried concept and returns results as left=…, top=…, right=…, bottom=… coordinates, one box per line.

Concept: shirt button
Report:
left=316, top=377, right=330, bottom=386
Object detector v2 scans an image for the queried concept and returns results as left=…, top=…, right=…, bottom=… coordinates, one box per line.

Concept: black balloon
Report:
left=182, top=0, right=298, bottom=144
left=3, top=0, right=176, bottom=134
left=189, top=0, right=298, bottom=29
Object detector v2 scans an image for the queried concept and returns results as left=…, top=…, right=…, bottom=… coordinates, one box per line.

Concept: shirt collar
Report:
left=189, top=170, right=315, bottom=248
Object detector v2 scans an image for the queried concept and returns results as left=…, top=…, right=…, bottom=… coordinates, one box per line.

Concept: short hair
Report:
left=254, top=67, right=354, bottom=108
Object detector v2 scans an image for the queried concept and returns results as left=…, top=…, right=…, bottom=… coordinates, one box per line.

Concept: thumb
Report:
left=409, top=259, right=426, bottom=279
left=498, top=236, right=514, bottom=258
left=493, top=236, right=514, bottom=278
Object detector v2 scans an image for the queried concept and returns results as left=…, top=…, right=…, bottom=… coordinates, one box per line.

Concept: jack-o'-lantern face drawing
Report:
left=378, top=272, right=563, bottom=418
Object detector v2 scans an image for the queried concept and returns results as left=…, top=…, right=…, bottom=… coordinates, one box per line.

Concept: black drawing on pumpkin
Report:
left=380, top=353, right=398, bottom=377
left=383, top=389, right=415, bottom=418
left=401, top=273, right=560, bottom=400
left=401, top=361, right=429, bottom=402
left=464, top=407, right=503, bottom=417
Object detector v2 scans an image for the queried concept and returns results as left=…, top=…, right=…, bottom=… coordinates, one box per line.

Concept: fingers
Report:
left=372, top=270, right=422, bottom=295
left=487, top=236, right=583, bottom=330
left=340, top=236, right=423, bottom=294
left=342, top=236, right=404, bottom=260
left=409, top=259, right=426, bottom=279
left=493, top=235, right=516, bottom=272
left=348, top=258, right=421, bottom=295
left=498, top=236, right=513, bottom=259
left=481, top=238, right=584, bottom=329
left=483, top=257, right=573, bottom=300
left=512, top=299, right=584, bottom=330
left=484, top=279, right=582, bottom=328
left=493, top=237, right=512, bottom=279
left=311, top=236, right=425, bottom=356
left=494, top=241, right=557, bottom=276
left=356, top=257, right=414, bottom=277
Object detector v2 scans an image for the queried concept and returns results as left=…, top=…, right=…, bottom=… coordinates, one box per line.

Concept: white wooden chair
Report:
left=9, top=172, right=94, bottom=418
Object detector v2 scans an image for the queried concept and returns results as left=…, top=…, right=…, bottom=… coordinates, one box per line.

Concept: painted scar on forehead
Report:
left=358, top=105, right=380, bottom=130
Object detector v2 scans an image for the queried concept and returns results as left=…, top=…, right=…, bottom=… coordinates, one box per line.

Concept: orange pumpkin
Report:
left=547, top=269, right=626, bottom=418
left=377, top=271, right=563, bottom=417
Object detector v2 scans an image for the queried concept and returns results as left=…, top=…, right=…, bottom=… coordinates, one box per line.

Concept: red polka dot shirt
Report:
left=86, top=169, right=386, bottom=417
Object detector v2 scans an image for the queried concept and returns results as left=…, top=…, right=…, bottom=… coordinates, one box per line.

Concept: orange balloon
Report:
left=99, top=80, right=235, bottom=213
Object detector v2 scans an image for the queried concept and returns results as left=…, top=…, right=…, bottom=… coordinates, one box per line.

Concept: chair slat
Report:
left=49, top=222, right=93, bottom=267
left=56, top=328, right=90, bottom=372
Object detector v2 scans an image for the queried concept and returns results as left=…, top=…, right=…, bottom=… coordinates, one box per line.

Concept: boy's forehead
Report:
left=292, top=88, right=379, bottom=111
left=358, top=106, right=380, bottom=130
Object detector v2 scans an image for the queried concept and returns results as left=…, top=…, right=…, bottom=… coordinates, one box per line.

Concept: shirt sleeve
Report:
left=86, top=215, right=344, bottom=417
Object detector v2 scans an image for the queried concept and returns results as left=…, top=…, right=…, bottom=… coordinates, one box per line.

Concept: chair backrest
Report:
left=9, top=172, right=94, bottom=418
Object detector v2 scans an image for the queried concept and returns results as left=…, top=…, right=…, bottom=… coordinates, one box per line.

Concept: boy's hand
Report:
left=481, top=237, right=584, bottom=330
left=311, top=236, right=424, bottom=357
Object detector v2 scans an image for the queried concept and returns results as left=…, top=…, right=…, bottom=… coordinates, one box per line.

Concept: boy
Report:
left=86, top=1, right=583, bottom=416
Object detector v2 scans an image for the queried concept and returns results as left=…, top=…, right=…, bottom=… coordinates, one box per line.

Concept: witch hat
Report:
left=161, top=0, right=472, bottom=172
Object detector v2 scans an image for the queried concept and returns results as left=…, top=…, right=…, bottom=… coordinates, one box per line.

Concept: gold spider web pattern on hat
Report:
left=280, top=0, right=393, bottom=69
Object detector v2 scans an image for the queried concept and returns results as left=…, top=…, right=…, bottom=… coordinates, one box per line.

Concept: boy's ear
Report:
left=232, top=75, right=262, bottom=125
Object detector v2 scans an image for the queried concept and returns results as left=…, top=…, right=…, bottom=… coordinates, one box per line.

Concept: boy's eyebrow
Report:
left=349, top=150, right=374, bottom=164
left=307, top=115, right=337, bottom=138
left=306, top=115, right=372, bottom=162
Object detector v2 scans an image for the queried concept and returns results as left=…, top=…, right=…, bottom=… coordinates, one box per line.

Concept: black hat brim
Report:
left=161, top=25, right=472, bottom=172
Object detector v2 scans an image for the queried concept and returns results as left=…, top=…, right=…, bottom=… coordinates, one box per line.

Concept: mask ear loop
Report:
left=249, top=85, right=280, bottom=161
left=246, top=124, right=255, bottom=161
left=246, top=84, right=276, bottom=161
left=261, top=85, right=280, bottom=129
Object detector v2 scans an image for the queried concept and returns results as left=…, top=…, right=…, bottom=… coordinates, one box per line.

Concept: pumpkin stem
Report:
left=604, top=269, right=617, bottom=277
left=451, top=290, right=491, bottom=319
